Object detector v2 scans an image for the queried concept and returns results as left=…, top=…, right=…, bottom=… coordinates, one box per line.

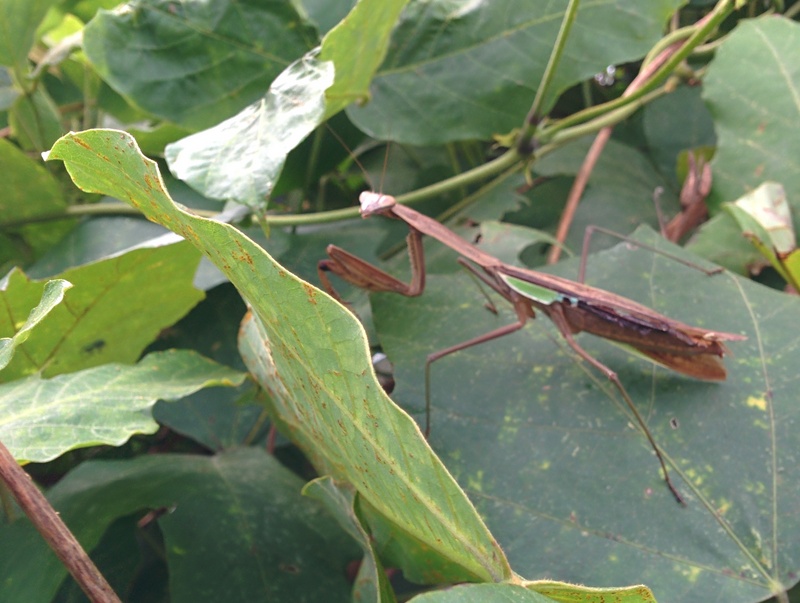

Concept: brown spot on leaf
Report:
left=278, top=563, right=300, bottom=574
left=302, top=282, right=318, bottom=304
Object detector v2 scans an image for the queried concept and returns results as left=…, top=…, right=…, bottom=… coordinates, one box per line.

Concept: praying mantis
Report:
left=318, top=191, right=746, bottom=503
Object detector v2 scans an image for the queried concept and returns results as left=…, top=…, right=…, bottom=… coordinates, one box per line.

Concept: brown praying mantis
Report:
left=318, top=191, right=746, bottom=503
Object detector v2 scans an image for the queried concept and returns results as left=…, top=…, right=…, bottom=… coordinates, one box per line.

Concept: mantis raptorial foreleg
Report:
left=318, top=228, right=426, bottom=300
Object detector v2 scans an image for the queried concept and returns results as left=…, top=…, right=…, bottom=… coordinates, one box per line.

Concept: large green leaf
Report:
left=347, top=0, right=684, bottom=144
left=0, top=448, right=359, bottom=602
left=0, top=349, right=245, bottom=462
left=370, top=227, right=797, bottom=602
left=46, top=129, right=513, bottom=585
left=642, top=84, right=716, bottom=187
left=0, top=240, right=203, bottom=381
left=704, top=17, right=800, bottom=217
left=82, top=0, right=318, bottom=129
left=165, top=54, right=335, bottom=208
left=413, top=582, right=655, bottom=603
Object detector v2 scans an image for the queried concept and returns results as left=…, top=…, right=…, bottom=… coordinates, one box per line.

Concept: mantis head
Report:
left=359, top=191, right=397, bottom=217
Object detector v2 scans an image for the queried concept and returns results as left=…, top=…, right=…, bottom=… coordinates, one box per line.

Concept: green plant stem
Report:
left=547, top=84, right=672, bottom=147
left=580, top=80, right=593, bottom=109
left=5, top=71, right=665, bottom=234
left=538, top=0, right=735, bottom=144
left=642, top=22, right=702, bottom=67
left=2, top=148, right=521, bottom=229
left=436, top=163, right=524, bottom=224
left=519, top=0, right=580, bottom=146
left=267, top=146, right=523, bottom=226
left=0, top=202, right=147, bottom=228
left=305, top=126, right=325, bottom=211
left=3, top=80, right=664, bottom=233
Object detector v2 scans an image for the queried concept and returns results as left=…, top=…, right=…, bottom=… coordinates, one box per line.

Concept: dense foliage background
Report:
left=2, top=0, right=800, bottom=602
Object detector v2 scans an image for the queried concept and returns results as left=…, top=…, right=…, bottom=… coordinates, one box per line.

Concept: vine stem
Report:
left=0, top=439, right=121, bottom=603
left=545, top=4, right=732, bottom=264
left=537, top=0, right=737, bottom=144
left=517, top=0, right=581, bottom=150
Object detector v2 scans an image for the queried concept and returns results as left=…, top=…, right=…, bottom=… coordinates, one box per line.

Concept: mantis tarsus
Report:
left=318, top=192, right=746, bottom=504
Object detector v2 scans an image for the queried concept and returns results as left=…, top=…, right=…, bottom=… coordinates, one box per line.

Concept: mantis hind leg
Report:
left=546, top=303, right=686, bottom=505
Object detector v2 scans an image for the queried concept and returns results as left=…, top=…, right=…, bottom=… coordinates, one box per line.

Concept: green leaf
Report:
left=532, top=137, right=678, bottom=252
left=0, top=448, right=359, bottom=602
left=319, top=0, right=410, bottom=118
left=728, top=182, right=794, bottom=255
left=643, top=85, right=716, bottom=187
left=83, top=0, right=318, bottom=129
left=151, top=285, right=266, bottom=452
left=47, top=129, right=512, bottom=584
left=0, top=349, right=245, bottom=462
left=685, top=210, right=761, bottom=275
left=412, top=583, right=555, bottom=603
left=9, top=86, right=63, bottom=151
left=165, top=54, right=335, bottom=208
left=526, top=581, right=657, bottom=603
left=370, top=227, right=797, bottom=602
left=0, top=240, right=203, bottom=381
left=0, top=0, right=58, bottom=79
left=477, top=222, right=566, bottom=267
left=238, top=282, right=505, bottom=585
left=305, top=477, right=396, bottom=603
left=163, top=0, right=411, bottom=210
left=722, top=182, right=800, bottom=290
left=347, top=0, right=684, bottom=144
left=704, top=17, right=800, bottom=215
left=0, top=138, right=66, bottom=221
left=0, top=278, right=71, bottom=370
